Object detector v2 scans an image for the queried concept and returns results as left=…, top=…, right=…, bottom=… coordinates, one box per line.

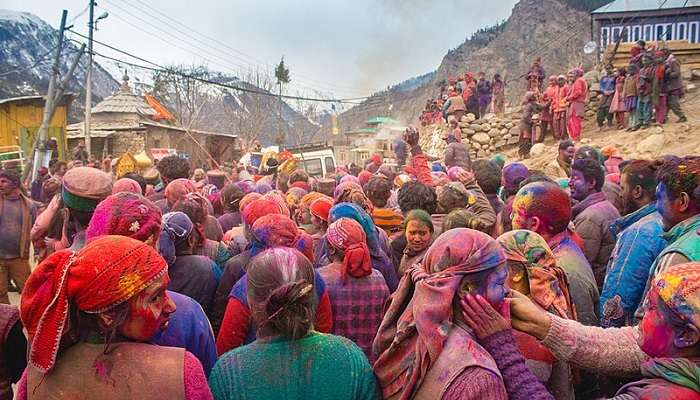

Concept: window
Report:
left=655, top=23, right=673, bottom=40
left=690, top=22, right=699, bottom=43
left=601, top=26, right=610, bottom=47
left=612, top=26, right=622, bottom=43
left=644, top=25, right=654, bottom=41
left=677, top=22, right=688, bottom=41
left=324, top=157, right=335, bottom=176
left=632, top=26, right=642, bottom=42
left=302, top=158, right=323, bottom=177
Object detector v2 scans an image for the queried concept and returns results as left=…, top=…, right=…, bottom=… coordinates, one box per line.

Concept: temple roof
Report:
left=91, top=72, right=156, bottom=116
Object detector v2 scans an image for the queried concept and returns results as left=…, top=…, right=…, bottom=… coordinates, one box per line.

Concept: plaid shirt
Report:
left=317, top=262, right=390, bottom=363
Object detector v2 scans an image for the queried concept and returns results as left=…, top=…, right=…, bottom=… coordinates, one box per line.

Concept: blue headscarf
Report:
left=158, top=211, right=193, bottom=265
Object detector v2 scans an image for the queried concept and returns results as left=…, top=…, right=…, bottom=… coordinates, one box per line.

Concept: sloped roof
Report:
left=366, top=116, right=400, bottom=126
left=92, top=73, right=156, bottom=116
left=592, top=0, right=700, bottom=14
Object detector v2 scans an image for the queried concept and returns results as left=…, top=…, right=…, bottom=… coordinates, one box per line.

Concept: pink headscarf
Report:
left=112, top=178, right=142, bottom=195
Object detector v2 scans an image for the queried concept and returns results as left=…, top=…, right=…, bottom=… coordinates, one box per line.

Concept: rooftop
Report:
left=592, top=0, right=700, bottom=14
left=365, top=116, right=400, bottom=126
left=92, top=72, right=156, bottom=117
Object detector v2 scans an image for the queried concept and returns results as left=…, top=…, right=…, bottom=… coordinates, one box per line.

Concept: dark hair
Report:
left=288, top=170, right=309, bottom=184
left=472, top=159, right=501, bottom=195
left=364, top=175, right=392, bottom=208
left=443, top=209, right=490, bottom=234
left=572, top=158, right=605, bottom=192
left=437, top=183, right=468, bottom=213
left=398, top=181, right=437, bottom=214
left=574, top=145, right=605, bottom=166
left=621, top=159, right=660, bottom=200
left=519, top=173, right=556, bottom=188
left=71, top=300, right=131, bottom=347
left=221, top=183, right=245, bottom=213
left=558, top=140, right=575, bottom=151
left=656, top=156, right=700, bottom=208
left=156, top=155, right=190, bottom=183
left=122, top=173, right=147, bottom=195
left=248, top=248, right=316, bottom=340
left=404, top=209, right=434, bottom=233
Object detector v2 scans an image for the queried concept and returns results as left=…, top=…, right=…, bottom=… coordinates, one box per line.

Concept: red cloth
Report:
left=358, top=170, right=372, bottom=187
left=408, top=153, right=434, bottom=187
left=250, top=214, right=315, bottom=262
left=239, top=192, right=261, bottom=213
left=242, top=198, right=287, bottom=226
left=165, top=178, right=195, bottom=206
left=215, top=290, right=333, bottom=355
left=310, top=197, right=333, bottom=223
left=373, top=228, right=506, bottom=399
left=326, top=218, right=372, bottom=281
left=20, top=236, right=167, bottom=373
left=289, top=181, right=311, bottom=192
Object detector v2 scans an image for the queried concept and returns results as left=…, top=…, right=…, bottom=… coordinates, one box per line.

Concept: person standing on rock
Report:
left=632, top=56, right=654, bottom=131
left=518, top=92, right=546, bottom=159
left=624, top=64, right=639, bottom=131
left=442, top=86, right=467, bottom=123
left=552, top=75, right=568, bottom=139
left=596, top=65, right=616, bottom=132
left=566, top=68, right=588, bottom=141
left=527, top=57, right=546, bottom=93
left=539, top=76, right=557, bottom=142
left=476, top=72, right=493, bottom=119
left=492, top=73, right=506, bottom=117
left=663, top=48, right=687, bottom=123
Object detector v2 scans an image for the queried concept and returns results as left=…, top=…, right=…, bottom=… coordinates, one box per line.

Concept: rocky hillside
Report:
left=0, top=10, right=119, bottom=120
left=337, top=0, right=597, bottom=132
left=0, top=10, right=320, bottom=147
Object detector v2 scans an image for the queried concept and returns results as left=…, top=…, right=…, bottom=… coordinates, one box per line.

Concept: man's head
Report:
left=548, top=75, right=557, bottom=86
left=53, top=161, right=67, bottom=177
left=472, top=159, right=501, bottom=196
left=636, top=40, right=646, bottom=49
left=570, top=158, right=605, bottom=201
left=501, top=163, right=530, bottom=198
left=156, top=155, right=190, bottom=185
left=604, top=64, right=614, bottom=75
left=397, top=181, right=437, bottom=215
left=655, top=157, right=700, bottom=230
left=364, top=175, right=393, bottom=208
left=77, top=140, right=85, bottom=148
left=558, top=140, right=575, bottom=165
left=0, top=168, right=21, bottom=196
left=511, top=182, right=571, bottom=240
left=557, top=75, right=566, bottom=87
left=437, top=182, right=468, bottom=213
left=575, top=145, right=604, bottom=165
left=478, top=71, right=485, bottom=80
left=620, top=159, right=659, bottom=215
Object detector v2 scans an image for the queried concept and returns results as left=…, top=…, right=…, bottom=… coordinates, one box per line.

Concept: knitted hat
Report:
left=61, top=167, right=113, bottom=212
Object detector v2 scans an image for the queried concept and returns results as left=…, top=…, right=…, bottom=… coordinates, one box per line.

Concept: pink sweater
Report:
left=541, top=314, right=648, bottom=377
left=16, top=351, right=212, bottom=400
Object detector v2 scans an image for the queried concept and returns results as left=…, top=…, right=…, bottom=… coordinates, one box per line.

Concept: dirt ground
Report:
left=503, top=94, right=700, bottom=169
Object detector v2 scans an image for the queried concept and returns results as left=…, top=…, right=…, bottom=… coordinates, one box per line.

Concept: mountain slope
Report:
left=338, top=0, right=594, bottom=131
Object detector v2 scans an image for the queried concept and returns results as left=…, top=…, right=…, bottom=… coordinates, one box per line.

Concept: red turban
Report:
left=239, top=192, right=262, bottom=213
left=326, top=218, right=371, bottom=281
left=20, top=235, right=167, bottom=373
left=310, top=197, right=333, bottom=223
left=242, top=198, right=288, bottom=226
left=358, top=170, right=372, bottom=187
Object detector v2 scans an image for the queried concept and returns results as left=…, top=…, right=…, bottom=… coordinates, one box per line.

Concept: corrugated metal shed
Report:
left=593, top=0, right=700, bottom=14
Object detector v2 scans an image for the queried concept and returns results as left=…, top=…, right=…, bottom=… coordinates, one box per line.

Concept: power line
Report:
left=68, top=35, right=369, bottom=104
left=99, top=0, right=366, bottom=98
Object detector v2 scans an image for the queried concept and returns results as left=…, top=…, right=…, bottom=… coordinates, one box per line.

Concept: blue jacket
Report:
left=599, top=203, right=666, bottom=327
left=600, top=74, right=616, bottom=94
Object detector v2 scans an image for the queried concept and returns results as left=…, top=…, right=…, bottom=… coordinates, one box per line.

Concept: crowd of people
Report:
left=421, top=43, right=688, bottom=162
left=1, top=112, right=699, bottom=399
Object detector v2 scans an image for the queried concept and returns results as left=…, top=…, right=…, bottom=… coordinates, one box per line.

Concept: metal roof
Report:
left=592, top=0, right=700, bottom=14
left=0, top=93, right=76, bottom=106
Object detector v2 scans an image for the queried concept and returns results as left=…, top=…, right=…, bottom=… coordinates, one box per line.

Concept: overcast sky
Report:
left=6, top=0, right=518, bottom=98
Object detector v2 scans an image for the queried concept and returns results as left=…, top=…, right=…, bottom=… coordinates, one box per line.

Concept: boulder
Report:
left=484, top=113, right=496, bottom=121
left=488, top=129, right=501, bottom=138
left=686, top=83, right=697, bottom=93
left=505, top=122, right=514, bottom=129
left=507, top=136, right=520, bottom=145
left=481, top=123, right=491, bottom=132
left=585, top=110, right=595, bottom=117
left=649, top=126, right=664, bottom=135
left=477, top=150, right=488, bottom=158
left=530, top=143, right=546, bottom=157
left=500, top=128, right=509, bottom=135
left=472, top=132, right=491, bottom=145
left=489, top=145, right=496, bottom=151
left=458, top=122, right=469, bottom=128
left=463, top=129, right=476, bottom=136
left=636, top=134, right=665, bottom=153
left=502, top=134, right=511, bottom=140
left=470, top=124, right=483, bottom=132
left=473, top=118, right=487, bottom=125
left=465, top=113, right=477, bottom=122
left=494, top=140, right=506, bottom=148
left=509, top=127, right=520, bottom=137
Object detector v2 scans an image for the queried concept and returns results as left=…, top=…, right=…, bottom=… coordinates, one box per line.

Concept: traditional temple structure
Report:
left=67, top=73, right=239, bottom=168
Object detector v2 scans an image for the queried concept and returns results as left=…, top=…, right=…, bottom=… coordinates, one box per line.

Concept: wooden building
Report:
left=592, top=1, right=700, bottom=50
left=67, top=73, right=239, bottom=168
left=0, top=93, right=75, bottom=164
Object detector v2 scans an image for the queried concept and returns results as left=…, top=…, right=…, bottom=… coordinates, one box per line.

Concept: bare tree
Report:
left=152, top=64, right=211, bottom=128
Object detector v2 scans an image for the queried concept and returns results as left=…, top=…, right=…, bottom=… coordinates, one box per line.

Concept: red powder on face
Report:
left=638, top=291, right=676, bottom=358
left=118, top=276, right=175, bottom=341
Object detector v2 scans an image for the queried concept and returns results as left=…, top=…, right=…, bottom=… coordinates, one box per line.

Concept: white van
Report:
left=293, top=148, right=336, bottom=178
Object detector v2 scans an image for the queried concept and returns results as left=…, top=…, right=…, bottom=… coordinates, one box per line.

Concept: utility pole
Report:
left=23, top=10, right=85, bottom=182
left=84, top=0, right=95, bottom=158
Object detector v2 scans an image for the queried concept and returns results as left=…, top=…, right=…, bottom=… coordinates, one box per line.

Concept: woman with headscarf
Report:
left=310, top=197, right=333, bottom=255
left=399, top=210, right=434, bottom=277
left=460, top=263, right=700, bottom=400
left=327, top=203, right=398, bottom=292
left=16, top=236, right=212, bottom=400
left=159, top=179, right=222, bottom=240
left=172, top=195, right=229, bottom=270
left=216, top=214, right=333, bottom=355
left=209, top=248, right=379, bottom=399
left=373, top=228, right=509, bottom=399
left=296, top=192, right=329, bottom=234
left=211, top=197, right=290, bottom=334
left=497, top=230, right=575, bottom=400
left=334, top=181, right=374, bottom=213
left=159, top=211, right=219, bottom=314
left=319, top=218, right=390, bottom=362
left=85, top=192, right=218, bottom=376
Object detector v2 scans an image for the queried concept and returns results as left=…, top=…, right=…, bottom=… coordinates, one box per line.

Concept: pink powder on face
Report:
left=638, top=291, right=676, bottom=358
